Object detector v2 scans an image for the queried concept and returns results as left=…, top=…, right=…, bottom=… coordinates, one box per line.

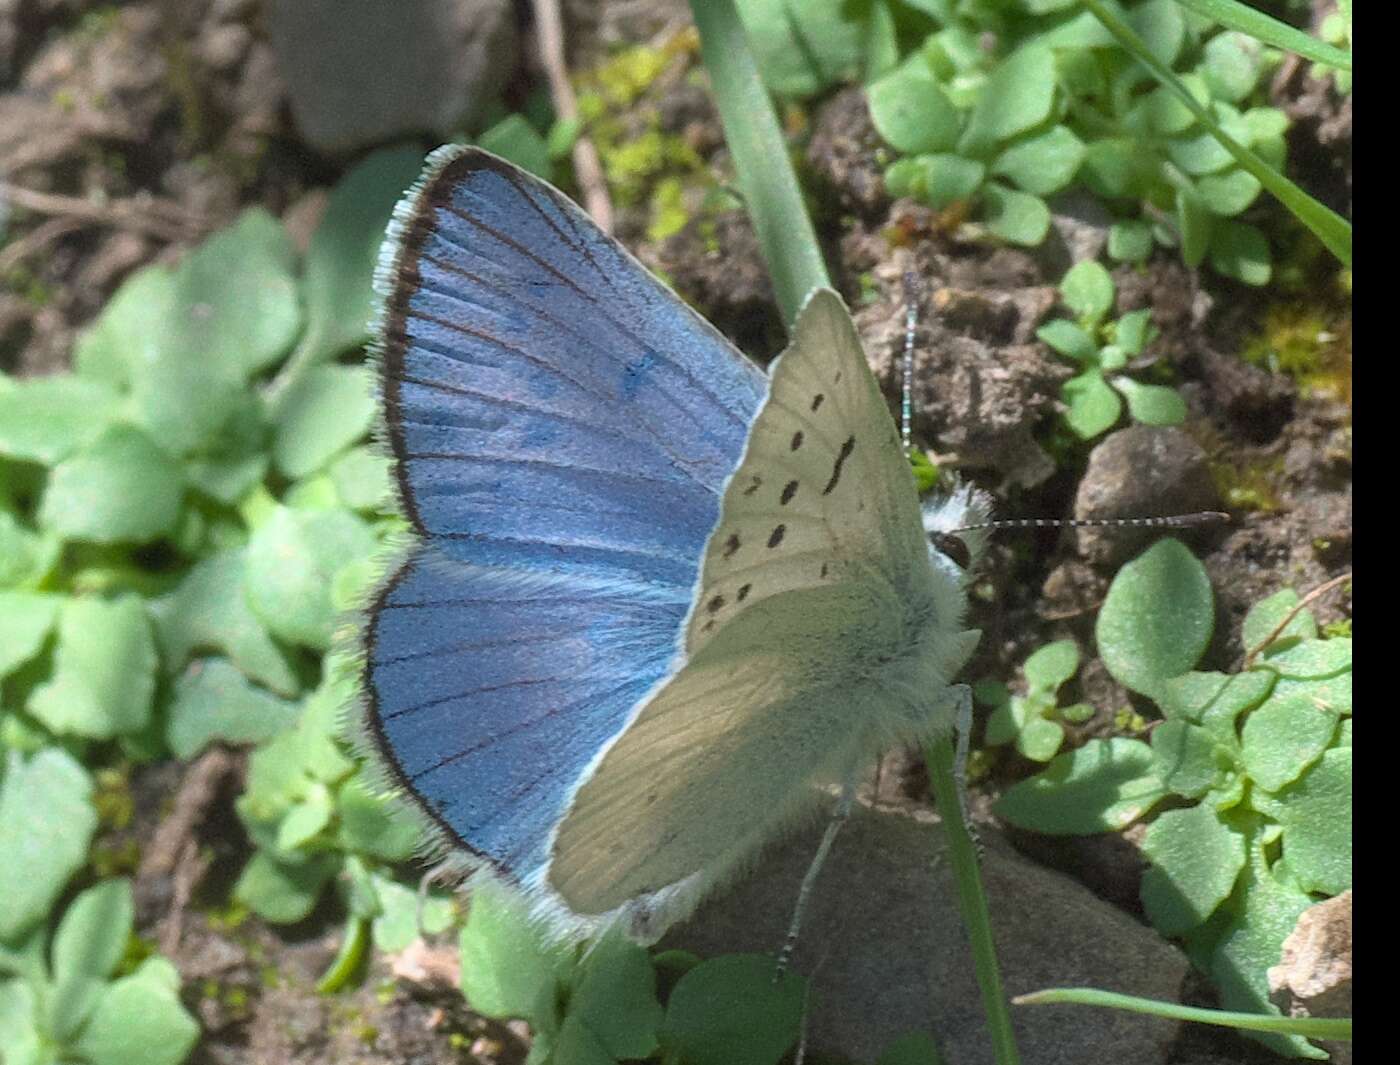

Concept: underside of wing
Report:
left=685, top=289, right=930, bottom=652
left=361, top=147, right=768, bottom=898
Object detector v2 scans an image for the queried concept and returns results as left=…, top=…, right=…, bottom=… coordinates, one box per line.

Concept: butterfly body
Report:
left=360, top=146, right=990, bottom=939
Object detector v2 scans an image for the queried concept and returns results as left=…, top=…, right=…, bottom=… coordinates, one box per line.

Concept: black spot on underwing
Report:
left=737, top=583, right=752, bottom=601
left=811, top=393, right=824, bottom=412
left=706, top=594, right=725, bottom=614
left=820, top=562, right=829, bottom=578
left=722, top=533, right=741, bottom=558
left=768, top=525, right=786, bottom=548
left=742, top=475, right=762, bottom=496
left=834, top=371, right=842, bottom=383
left=790, top=430, right=804, bottom=451
left=822, top=436, right=856, bottom=495
left=780, top=480, right=799, bottom=505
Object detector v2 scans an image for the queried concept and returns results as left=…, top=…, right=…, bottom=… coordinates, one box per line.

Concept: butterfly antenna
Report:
left=900, top=270, right=920, bottom=456
left=950, top=511, right=1231, bottom=535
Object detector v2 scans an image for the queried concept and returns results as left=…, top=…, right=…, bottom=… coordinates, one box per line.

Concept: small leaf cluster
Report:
left=0, top=879, right=198, bottom=1065
left=457, top=879, right=932, bottom=1065
left=996, top=540, right=1350, bottom=1059
left=738, top=0, right=1294, bottom=281
left=975, top=639, right=1093, bottom=762
left=1036, top=260, right=1186, bottom=440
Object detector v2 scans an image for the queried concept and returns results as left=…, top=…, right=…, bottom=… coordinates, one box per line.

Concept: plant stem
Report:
left=926, top=737, right=1023, bottom=1065
left=688, top=0, right=830, bottom=328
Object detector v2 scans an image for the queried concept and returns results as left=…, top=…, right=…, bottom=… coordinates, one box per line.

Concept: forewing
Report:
left=686, top=289, right=928, bottom=651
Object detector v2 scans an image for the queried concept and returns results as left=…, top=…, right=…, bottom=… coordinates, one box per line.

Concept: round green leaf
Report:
left=1059, top=260, right=1115, bottom=324
left=38, top=424, right=183, bottom=543
left=993, top=737, right=1168, bottom=833
left=1113, top=308, right=1155, bottom=356
left=328, top=446, right=391, bottom=511
left=272, top=364, right=375, bottom=479
left=660, top=954, right=805, bottom=1065
left=960, top=44, right=1056, bottom=153
left=1202, top=32, right=1263, bottom=103
left=990, top=125, right=1086, bottom=196
left=1140, top=802, right=1246, bottom=935
left=0, top=591, right=59, bottom=678
left=244, top=505, right=377, bottom=650
left=1114, top=378, right=1187, bottom=426
left=1023, top=639, right=1079, bottom=691
left=72, top=961, right=200, bottom=1065
left=1128, top=0, right=1185, bottom=65
left=1036, top=319, right=1098, bottom=362
left=1241, top=693, right=1339, bottom=793
left=1018, top=715, right=1066, bottom=761
left=28, top=595, right=158, bottom=739
left=233, top=850, right=339, bottom=924
left=0, top=376, right=121, bottom=465
left=569, top=932, right=664, bottom=1059
left=1242, top=588, right=1317, bottom=651
left=1255, top=748, right=1351, bottom=896
left=1209, top=221, right=1272, bottom=286
left=1107, top=220, right=1154, bottom=263
left=981, top=183, right=1050, bottom=245
left=737, top=0, right=868, bottom=98
left=868, top=58, right=961, bottom=154
left=1096, top=539, right=1214, bottom=701
left=1197, top=168, right=1262, bottom=216
left=166, top=658, right=299, bottom=759
left=0, top=749, right=98, bottom=940
left=1062, top=368, right=1122, bottom=439
left=1151, top=719, right=1225, bottom=799
left=52, top=879, right=134, bottom=985
left=459, top=878, right=571, bottom=1022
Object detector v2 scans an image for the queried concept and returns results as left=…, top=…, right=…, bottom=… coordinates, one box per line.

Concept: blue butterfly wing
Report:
left=363, top=146, right=766, bottom=889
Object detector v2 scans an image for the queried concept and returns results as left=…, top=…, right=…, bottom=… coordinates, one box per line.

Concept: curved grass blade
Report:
left=1175, top=0, right=1351, bottom=71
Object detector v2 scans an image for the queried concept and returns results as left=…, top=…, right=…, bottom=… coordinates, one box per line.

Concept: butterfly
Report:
left=358, top=145, right=992, bottom=941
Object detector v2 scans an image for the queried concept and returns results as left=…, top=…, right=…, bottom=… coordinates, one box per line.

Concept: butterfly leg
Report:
left=774, top=777, right=856, bottom=979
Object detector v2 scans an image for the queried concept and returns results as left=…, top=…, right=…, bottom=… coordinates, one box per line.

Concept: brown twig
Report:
left=531, top=0, right=614, bottom=232
left=0, top=215, right=86, bottom=274
left=1, top=181, right=202, bottom=244
left=1243, top=571, right=1352, bottom=669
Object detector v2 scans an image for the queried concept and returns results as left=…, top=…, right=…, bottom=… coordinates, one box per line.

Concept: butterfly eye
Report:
left=930, top=532, right=971, bottom=569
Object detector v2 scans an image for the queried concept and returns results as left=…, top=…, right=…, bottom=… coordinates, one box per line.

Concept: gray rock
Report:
left=665, top=803, right=1188, bottom=1065
left=266, top=0, right=517, bottom=154
left=1074, top=426, right=1221, bottom=566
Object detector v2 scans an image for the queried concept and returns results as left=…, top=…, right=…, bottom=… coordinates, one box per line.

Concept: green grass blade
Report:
left=688, top=0, right=831, bottom=328
left=1081, top=0, right=1351, bottom=267
left=1017, top=987, right=1352, bottom=1041
left=1175, top=0, right=1351, bottom=71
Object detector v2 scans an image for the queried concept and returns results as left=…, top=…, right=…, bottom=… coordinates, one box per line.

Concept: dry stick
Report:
left=0, top=215, right=85, bottom=274
left=1243, top=571, right=1352, bottom=669
left=0, top=181, right=201, bottom=242
left=531, top=0, right=614, bottom=233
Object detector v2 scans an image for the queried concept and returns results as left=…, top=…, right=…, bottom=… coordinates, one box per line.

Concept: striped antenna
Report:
left=900, top=270, right=920, bottom=455
left=950, top=512, right=1231, bottom=534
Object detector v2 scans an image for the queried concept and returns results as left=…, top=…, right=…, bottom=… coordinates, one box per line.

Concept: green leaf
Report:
left=1114, top=378, right=1187, bottom=426
left=459, top=878, right=571, bottom=1022
left=1260, top=637, right=1350, bottom=680
left=1128, top=0, right=1186, bottom=65
left=737, top=0, right=869, bottom=98
left=1036, top=319, right=1098, bottom=362
left=867, top=57, right=960, bottom=154
left=1059, top=260, right=1115, bottom=325
left=990, top=125, right=1086, bottom=196
left=993, top=737, right=1167, bottom=833
left=1174, top=182, right=1213, bottom=268
left=72, top=959, right=200, bottom=1065
left=1241, top=588, right=1316, bottom=652
left=73, top=264, right=178, bottom=389
left=478, top=116, right=552, bottom=180
left=1240, top=693, right=1339, bottom=793
left=569, top=931, right=664, bottom=1059
left=1196, top=167, right=1262, bottom=216
left=1151, top=719, right=1226, bottom=799
left=1062, top=368, right=1122, bottom=439
left=960, top=44, right=1056, bottom=154
left=150, top=549, right=300, bottom=697
left=1161, top=670, right=1273, bottom=726
left=1112, top=308, right=1155, bottom=355
left=0, top=981, right=42, bottom=1063
left=49, top=879, right=134, bottom=1039
left=295, top=145, right=426, bottom=369
left=0, top=749, right=97, bottom=941
left=244, top=505, right=377, bottom=650
left=980, top=183, right=1050, bottom=245
left=0, top=376, right=120, bottom=465
left=336, top=775, right=421, bottom=862
left=166, top=658, right=299, bottom=759
left=1108, top=219, right=1153, bottom=263
left=1080, top=138, right=1149, bottom=199
left=0, top=592, right=59, bottom=678
left=1018, top=715, right=1066, bottom=761
left=1201, top=31, right=1263, bottom=103
left=1096, top=539, right=1214, bottom=700
left=328, top=446, right=391, bottom=511
left=911, top=154, right=986, bottom=209
left=1140, top=802, right=1246, bottom=935
left=1252, top=748, right=1351, bottom=896
left=659, top=954, right=805, bottom=1065
left=272, top=364, right=375, bottom=479
left=1208, top=220, right=1271, bottom=286
left=28, top=595, right=158, bottom=739
left=1023, top=639, right=1078, bottom=691
left=552, top=1016, right=617, bottom=1065
left=38, top=424, right=183, bottom=543
left=369, top=876, right=454, bottom=951
left=1175, top=0, right=1350, bottom=71
left=233, top=850, right=339, bottom=924
left=276, top=784, right=335, bottom=851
